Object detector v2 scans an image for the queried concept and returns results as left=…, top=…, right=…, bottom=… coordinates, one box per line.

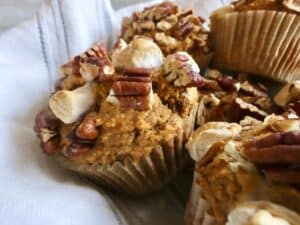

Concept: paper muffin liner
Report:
left=182, top=102, right=199, bottom=141
left=54, top=129, right=189, bottom=195
left=184, top=170, right=215, bottom=225
left=211, top=10, right=300, bottom=82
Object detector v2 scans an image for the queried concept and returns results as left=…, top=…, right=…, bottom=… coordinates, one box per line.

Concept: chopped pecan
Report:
left=244, top=130, right=300, bottom=184
left=141, top=1, right=179, bottom=21
left=75, top=112, right=99, bottom=140
left=34, top=109, right=60, bottom=134
left=60, top=42, right=114, bottom=83
left=111, top=81, right=151, bottom=96
left=172, top=19, right=194, bottom=40
left=217, top=76, right=237, bottom=92
left=160, top=52, right=205, bottom=88
left=120, top=1, right=212, bottom=70
left=235, top=97, right=268, bottom=118
left=41, top=136, right=60, bottom=155
left=106, top=68, right=153, bottom=111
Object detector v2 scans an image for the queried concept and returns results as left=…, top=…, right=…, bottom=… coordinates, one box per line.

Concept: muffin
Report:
left=211, top=0, right=300, bottom=82
left=185, top=115, right=300, bottom=224
left=196, top=69, right=279, bottom=127
left=34, top=35, right=206, bottom=195
left=120, top=1, right=213, bottom=70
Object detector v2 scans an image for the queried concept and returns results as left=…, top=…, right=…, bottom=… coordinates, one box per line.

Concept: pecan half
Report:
left=244, top=130, right=300, bottom=184
left=60, top=42, right=114, bottom=83
left=111, top=81, right=151, bottom=96
left=106, top=68, right=153, bottom=111
left=160, top=52, right=205, bottom=88
left=75, top=112, right=99, bottom=140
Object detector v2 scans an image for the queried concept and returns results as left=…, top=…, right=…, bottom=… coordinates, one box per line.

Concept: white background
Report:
left=0, top=0, right=153, bottom=32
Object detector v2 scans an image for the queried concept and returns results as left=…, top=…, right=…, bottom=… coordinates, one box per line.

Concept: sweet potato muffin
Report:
left=211, top=0, right=300, bottom=82
left=120, top=1, right=213, bottom=70
left=34, top=36, right=208, bottom=195
left=185, top=115, right=300, bottom=225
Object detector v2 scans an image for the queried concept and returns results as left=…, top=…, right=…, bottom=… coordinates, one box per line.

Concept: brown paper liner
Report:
left=184, top=170, right=215, bottom=225
left=182, top=102, right=199, bottom=141
left=54, top=129, right=189, bottom=195
left=211, top=10, right=300, bottom=82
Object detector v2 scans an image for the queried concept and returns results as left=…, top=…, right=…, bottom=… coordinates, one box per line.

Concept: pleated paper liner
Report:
left=182, top=103, right=199, bottom=141
left=211, top=10, right=300, bottom=82
left=54, top=129, right=190, bottom=195
left=184, top=170, right=215, bottom=225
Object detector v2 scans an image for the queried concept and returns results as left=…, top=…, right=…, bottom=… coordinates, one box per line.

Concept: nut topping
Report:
left=158, top=52, right=204, bottom=87
left=60, top=42, right=114, bottom=85
left=75, top=112, right=99, bottom=140
left=244, top=130, right=300, bottom=184
left=34, top=109, right=60, bottom=134
left=120, top=2, right=212, bottom=70
left=34, top=108, right=60, bottom=155
left=111, top=81, right=151, bottom=96
left=41, top=137, right=60, bottom=155
left=106, top=68, right=153, bottom=111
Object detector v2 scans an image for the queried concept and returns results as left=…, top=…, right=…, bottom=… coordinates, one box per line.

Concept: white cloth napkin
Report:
left=0, top=0, right=229, bottom=224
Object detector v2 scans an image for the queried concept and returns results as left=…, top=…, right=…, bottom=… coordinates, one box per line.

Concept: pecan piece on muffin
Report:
left=196, top=69, right=279, bottom=126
